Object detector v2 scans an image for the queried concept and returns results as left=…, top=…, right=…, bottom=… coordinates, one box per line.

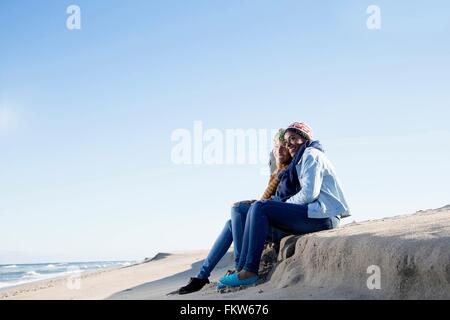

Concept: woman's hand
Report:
left=233, top=199, right=256, bottom=206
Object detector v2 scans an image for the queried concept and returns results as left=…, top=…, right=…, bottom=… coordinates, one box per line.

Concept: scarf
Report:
left=261, top=163, right=289, bottom=200
left=275, top=140, right=324, bottom=202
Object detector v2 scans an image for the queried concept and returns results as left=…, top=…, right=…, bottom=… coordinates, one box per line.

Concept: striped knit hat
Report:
left=285, top=122, right=313, bottom=140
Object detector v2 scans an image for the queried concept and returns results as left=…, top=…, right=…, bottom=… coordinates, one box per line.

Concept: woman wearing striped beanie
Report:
left=218, top=121, right=350, bottom=288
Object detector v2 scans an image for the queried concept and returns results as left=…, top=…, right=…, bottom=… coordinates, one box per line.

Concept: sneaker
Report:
left=225, top=269, right=236, bottom=276
left=217, top=282, right=226, bottom=290
left=178, top=277, right=210, bottom=295
left=219, top=273, right=259, bottom=287
left=217, top=270, right=236, bottom=290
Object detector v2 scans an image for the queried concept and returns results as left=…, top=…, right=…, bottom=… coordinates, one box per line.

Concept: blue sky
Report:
left=1, top=0, right=449, bottom=263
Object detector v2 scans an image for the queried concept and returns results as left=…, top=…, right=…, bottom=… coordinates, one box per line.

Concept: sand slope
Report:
left=267, top=205, right=450, bottom=300
left=0, top=250, right=210, bottom=300
left=111, top=205, right=450, bottom=300
left=2, top=206, right=449, bottom=300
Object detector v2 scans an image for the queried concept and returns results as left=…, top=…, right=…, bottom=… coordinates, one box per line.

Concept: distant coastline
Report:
left=0, top=260, right=136, bottom=291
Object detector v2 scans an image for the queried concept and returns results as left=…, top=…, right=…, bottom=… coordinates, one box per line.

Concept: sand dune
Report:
left=111, top=205, right=450, bottom=300
left=0, top=250, right=210, bottom=300
left=2, top=205, right=449, bottom=300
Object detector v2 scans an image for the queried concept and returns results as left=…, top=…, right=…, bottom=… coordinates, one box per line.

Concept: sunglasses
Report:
left=281, top=135, right=300, bottom=147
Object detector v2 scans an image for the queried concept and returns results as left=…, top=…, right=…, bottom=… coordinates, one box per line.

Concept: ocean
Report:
left=0, top=260, right=137, bottom=290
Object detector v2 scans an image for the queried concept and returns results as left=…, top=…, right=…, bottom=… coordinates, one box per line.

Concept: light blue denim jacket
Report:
left=285, top=147, right=350, bottom=219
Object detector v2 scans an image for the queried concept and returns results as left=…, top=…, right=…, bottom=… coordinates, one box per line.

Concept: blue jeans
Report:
left=237, top=200, right=340, bottom=274
left=197, top=201, right=287, bottom=279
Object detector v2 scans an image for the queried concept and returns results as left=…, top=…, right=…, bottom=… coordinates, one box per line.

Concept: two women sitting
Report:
left=178, top=122, right=350, bottom=294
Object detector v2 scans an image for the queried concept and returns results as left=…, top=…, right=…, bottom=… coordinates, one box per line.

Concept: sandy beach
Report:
left=0, top=250, right=212, bottom=300
left=1, top=205, right=449, bottom=300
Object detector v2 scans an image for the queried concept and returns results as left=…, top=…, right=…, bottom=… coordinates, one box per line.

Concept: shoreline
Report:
left=2, top=206, right=449, bottom=300
left=0, top=264, right=128, bottom=294
left=0, top=261, right=136, bottom=292
left=0, top=250, right=209, bottom=300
